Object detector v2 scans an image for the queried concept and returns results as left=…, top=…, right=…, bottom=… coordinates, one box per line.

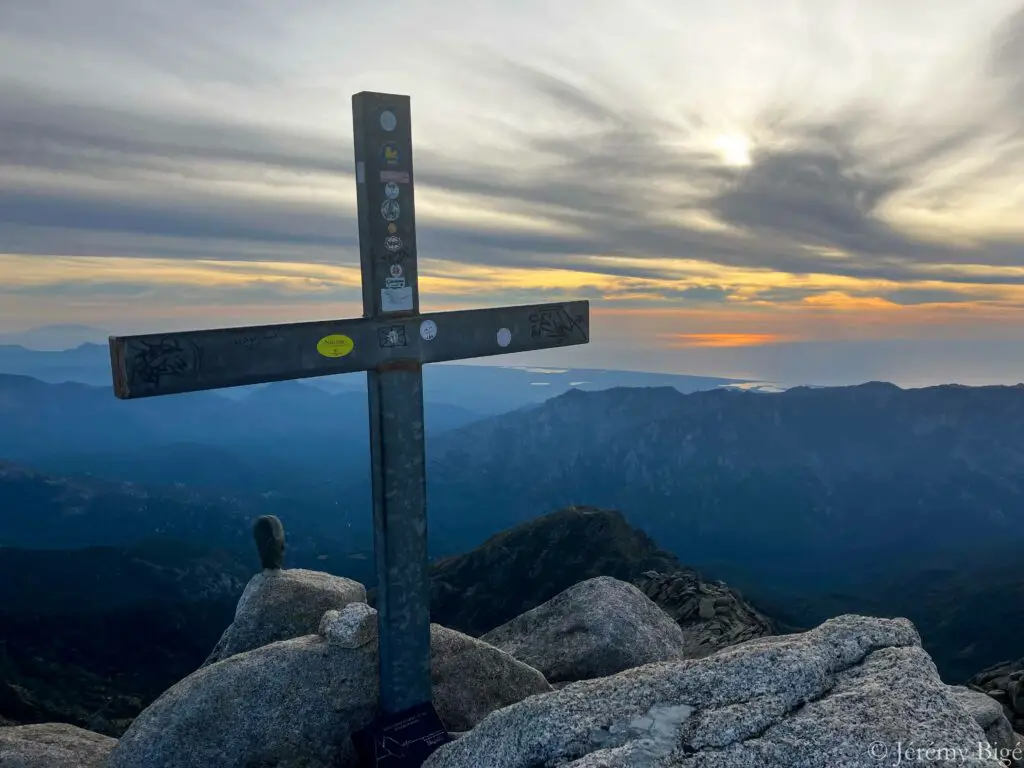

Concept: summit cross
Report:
left=107, top=92, right=590, bottom=716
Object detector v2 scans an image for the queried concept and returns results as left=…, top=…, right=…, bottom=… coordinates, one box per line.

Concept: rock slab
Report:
left=0, top=723, right=116, bottom=768
left=106, top=607, right=551, bottom=768
left=949, top=686, right=1023, bottom=767
left=425, top=615, right=1006, bottom=768
left=481, top=576, right=688, bottom=683
left=202, top=567, right=366, bottom=666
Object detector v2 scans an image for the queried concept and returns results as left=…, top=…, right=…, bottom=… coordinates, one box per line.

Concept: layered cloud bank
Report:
left=1, top=0, right=1022, bottom=384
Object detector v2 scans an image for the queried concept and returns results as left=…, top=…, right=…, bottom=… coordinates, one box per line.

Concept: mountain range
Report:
left=419, top=382, right=1024, bottom=571
left=0, top=373, right=475, bottom=519
left=5, top=369, right=1024, bottom=592
left=0, top=325, right=109, bottom=351
left=3, top=499, right=1021, bottom=736
left=4, top=343, right=1024, bottom=720
left=0, top=461, right=379, bottom=586
left=0, top=340, right=756, bottom=413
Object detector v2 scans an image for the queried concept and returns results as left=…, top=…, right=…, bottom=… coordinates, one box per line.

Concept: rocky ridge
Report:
left=104, top=603, right=551, bottom=768
left=426, top=615, right=1016, bottom=768
left=427, top=506, right=683, bottom=637
left=634, top=569, right=775, bottom=658
left=3, top=513, right=1022, bottom=767
left=968, top=658, right=1024, bottom=735
left=425, top=506, right=776, bottom=652
left=3, top=569, right=1022, bottom=767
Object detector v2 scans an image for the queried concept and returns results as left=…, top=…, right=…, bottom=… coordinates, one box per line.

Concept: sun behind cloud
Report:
left=712, top=134, right=753, bottom=167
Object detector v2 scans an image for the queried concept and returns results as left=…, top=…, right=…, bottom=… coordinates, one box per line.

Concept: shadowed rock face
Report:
left=423, top=615, right=997, bottom=768
left=0, top=723, right=116, bottom=768
left=0, top=540, right=248, bottom=734
left=253, top=515, right=285, bottom=570
left=968, top=658, right=1024, bottom=735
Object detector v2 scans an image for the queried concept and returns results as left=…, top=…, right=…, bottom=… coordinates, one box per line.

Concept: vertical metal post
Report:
left=352, top=91, right=432, bottom=713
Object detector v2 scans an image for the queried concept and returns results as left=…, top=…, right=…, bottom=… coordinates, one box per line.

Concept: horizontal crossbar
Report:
left=109, top=300, right=589, bottom=399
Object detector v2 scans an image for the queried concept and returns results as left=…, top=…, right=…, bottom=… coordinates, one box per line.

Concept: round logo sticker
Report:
left=384, top=182, right=400, bottom=200
left=381, top=142, right=400, bottom=166
left=385, top=235, right=403, bottom=252
left=387, top=222, right=397, bottom=234
left=389, top=263, right=403, bottom=277
left=381, top=199, right=400, bottom=221
left=380, top=110, right=397, bottom=132
left=420, top=320, right=437, bottom=341
left=497, top=328, right=512, bottom=348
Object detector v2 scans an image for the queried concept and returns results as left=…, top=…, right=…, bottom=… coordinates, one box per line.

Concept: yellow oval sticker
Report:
left=316, top=334, right=354, bottom=358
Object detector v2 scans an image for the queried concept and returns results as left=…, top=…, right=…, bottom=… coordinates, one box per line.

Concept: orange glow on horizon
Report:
left=660, top=333, right=791, bottom=348
left=2, top=252, right=1024, bottom=346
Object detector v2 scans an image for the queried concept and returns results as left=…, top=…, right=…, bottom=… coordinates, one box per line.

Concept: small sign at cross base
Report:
left=352, top=702, right=451, bottom=767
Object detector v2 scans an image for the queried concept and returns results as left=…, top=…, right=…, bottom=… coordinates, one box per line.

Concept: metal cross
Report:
left=107, top=92, right=590, bottom=715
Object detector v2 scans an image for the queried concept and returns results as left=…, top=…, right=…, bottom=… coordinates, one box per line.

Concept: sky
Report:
left=1, top=0, right=1023, bottom=387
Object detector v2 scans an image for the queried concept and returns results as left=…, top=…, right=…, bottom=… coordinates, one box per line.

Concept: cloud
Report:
left=709, top=132, right=920, bottom=258
left=746, top=287, right=826, bottom=304
left=669, top=286, right=733, bottom=302
left=881, top=288, right=984, bottom=305
left=990, top=5, right=1024, bottom=103
left=660, top=333, right=792, bottom=349
left=0, top=8, right=1019, bottom=283
left=1, top=0, right=1024, bottom=387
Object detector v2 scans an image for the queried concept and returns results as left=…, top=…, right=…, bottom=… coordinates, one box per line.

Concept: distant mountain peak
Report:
left=428, top=505, right=683, bottom=636
left=0, top=325, right=110, bottom=351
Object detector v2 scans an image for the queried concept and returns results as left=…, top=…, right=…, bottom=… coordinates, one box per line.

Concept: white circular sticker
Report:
left=420, top=320, right=437, bottom=341
left=380, top=110, right=397, bottom=131
left=497, top=327, right=512, bottom=348
left=389, top=264, right=403, bottom=278
left=384, top=182, right=400, bottom=200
